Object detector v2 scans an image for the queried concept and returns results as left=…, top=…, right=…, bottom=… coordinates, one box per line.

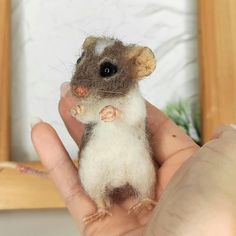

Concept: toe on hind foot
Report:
left=83, top=208, right=112, bottom=225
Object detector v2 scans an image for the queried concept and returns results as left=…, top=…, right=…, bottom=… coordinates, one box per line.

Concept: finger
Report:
left=202, top=124, right=236, bottom=160
left=210, top=124, right=236, bottom=139
left=146, top=102, right=199, bottom=196
left=146, top=102, right=199, bottom=165
left=31, top=122, right=96, bottom=228
left=59, top=82, right=84, bottom=146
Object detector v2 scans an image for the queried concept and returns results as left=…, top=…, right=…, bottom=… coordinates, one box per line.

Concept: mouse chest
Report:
left=80, top=121, right=145, bottom=158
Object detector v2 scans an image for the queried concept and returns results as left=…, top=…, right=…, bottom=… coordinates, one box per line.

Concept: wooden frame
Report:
left=199, top=0, right=236, bottom=141
left=0, top=0, right=64, bottom=209
left=0, top=0, right=236, bottom=209
left=0, top=0, right=10, bottom=162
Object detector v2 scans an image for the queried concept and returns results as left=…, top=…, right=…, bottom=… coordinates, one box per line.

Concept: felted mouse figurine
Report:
left=70, top=36, right=157, bottom=224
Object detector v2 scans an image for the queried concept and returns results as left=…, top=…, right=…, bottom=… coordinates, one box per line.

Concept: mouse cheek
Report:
left=72, top=85, right=90, bottom=97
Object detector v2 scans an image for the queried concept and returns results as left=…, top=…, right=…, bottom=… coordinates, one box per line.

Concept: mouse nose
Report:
left=72, top=85, right=90, bottom=97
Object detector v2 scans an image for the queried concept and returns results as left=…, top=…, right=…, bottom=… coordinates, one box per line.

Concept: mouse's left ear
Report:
left=83, top=36, right=97, bottom=49
left=127, top=46, right=156, bottom=80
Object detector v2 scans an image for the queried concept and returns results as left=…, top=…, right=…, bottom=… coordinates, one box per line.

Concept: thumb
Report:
left=31, top=121, right=96, bottom=229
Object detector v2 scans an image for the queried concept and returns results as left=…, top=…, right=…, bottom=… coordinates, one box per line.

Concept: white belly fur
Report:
left=78, top=86, right=156, bottom=203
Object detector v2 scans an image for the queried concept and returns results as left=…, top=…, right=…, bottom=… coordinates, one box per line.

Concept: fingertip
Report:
left=60, top=81, right=71, bottom=98
left=31, top=121, right=70, bottom=167
left=31, top=121, right=56, bottom=144
left=30, top=117, right=43, bottom=128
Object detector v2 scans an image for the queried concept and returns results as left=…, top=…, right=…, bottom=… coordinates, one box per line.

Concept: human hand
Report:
left=145, top=125, right=236, bottom=236
left=31, top=84, right=198, bottom=235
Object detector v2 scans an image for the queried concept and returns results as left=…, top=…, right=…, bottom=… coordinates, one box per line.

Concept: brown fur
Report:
left=78, top=123, right=95, bottom=160
left=106, top=184, right=137, bottom=203
left=71, top=39, right=136, bottom=98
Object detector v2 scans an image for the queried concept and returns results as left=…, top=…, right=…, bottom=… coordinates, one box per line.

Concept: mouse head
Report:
left=71, top=36, right=156, bottom=98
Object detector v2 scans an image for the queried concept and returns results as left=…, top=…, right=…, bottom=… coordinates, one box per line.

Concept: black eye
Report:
left=76, top=57, right=82, bottom=64
left=100, top=62, right=118, bottom=77
left=76, top=52, right=85, bottom=64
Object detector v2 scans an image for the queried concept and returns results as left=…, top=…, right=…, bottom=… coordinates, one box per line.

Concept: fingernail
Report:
left=230, top=124, right=236, bottom=130
left=60, top=82, right=70, bottom=98
left=30, top=117, right=42, bottom=128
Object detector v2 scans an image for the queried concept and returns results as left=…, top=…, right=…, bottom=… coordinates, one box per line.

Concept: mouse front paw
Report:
left=70, top=104, right=85, bottom=118
left=99, top=105, right=121, bottom=122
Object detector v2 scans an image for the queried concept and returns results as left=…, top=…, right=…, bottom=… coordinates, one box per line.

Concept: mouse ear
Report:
left=127, top=46, right=156, bottom=79
left=83, top=36, right=97, bottom=49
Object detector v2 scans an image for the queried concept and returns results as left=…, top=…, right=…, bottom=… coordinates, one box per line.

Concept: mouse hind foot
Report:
left=82, top=208, right=112, bottom=225
left=128, top=198, right=157, bottom=215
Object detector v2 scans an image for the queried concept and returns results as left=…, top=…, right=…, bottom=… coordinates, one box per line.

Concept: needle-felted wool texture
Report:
left=71, top=36, right=156, bottom=99
left=70, top=36, right=157, bottom=224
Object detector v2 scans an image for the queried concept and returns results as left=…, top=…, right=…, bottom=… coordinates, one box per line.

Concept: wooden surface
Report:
left=0, top=162, right=64, bottom=209
left=0, top=0, right=11, bottom=161
left=198, top=0, right=236, bottom=142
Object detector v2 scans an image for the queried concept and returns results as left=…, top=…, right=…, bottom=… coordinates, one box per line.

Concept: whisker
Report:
left=96, top=89, right=127, bottom=96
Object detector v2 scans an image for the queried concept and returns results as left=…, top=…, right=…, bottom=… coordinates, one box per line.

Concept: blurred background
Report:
left=2, top=0, right=198, bottom=235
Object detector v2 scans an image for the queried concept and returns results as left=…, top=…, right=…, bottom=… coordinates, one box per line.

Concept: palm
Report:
left=31, top=92, right=198, bottom=236
left=82, top=202, right=145, bottom=236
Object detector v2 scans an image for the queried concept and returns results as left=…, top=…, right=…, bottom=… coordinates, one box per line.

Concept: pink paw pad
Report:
left=99, top=105, right=121, bottom=122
